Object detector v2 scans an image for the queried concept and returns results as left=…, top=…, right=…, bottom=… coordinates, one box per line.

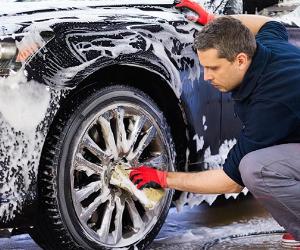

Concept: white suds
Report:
left=202, top=115, right=207, bottom=131
left=175, top=139, right=243, bottom=211
left=279, top=0, right=300, bottom=7
left=278, top=5, right=300, bottom=26
left=0, top=71, right=50, bottom=133
left=193, top=134, right=204, bottom=152
left=204, top=139, right=237, bottom=169
left=0, top=67, right=61, bottom=220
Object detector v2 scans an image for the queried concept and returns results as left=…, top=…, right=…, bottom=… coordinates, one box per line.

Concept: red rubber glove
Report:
left=175, top=0, right=215, bottom=25
left=129, top=166, right=167, bottom=189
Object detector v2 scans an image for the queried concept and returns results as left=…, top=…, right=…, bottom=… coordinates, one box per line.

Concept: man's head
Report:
left=194, top=16, right=256, bottom=92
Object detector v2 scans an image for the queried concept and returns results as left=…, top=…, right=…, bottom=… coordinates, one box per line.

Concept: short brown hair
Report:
left=194, top=16, right=256, bottom=62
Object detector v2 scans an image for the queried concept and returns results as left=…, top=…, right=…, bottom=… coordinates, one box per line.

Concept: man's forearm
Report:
left=176, top=1, right=273, bottom=34
left=166, top=169, right=243, bottom=194
left=228, top=14, right=273, bottom=36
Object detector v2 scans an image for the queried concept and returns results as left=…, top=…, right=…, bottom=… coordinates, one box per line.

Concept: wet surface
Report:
left=149, top=194, right=284, bottom=250
left=208, top=233, right=283, bottom=250
left=0, top=194, right=285, bottom=249
left=0, top=234, right=41, bottom=250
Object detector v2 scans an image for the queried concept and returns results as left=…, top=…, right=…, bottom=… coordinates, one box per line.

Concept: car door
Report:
left=221, top=92, right=242, bottom=147
left=181, top=69, right=222, bottom=169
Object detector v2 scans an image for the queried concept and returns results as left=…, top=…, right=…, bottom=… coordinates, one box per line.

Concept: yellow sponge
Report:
left=110, top=164, right=165, bottom=210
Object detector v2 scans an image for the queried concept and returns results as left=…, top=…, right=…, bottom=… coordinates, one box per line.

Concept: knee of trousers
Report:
left=239, top=151, right=263, bottom=193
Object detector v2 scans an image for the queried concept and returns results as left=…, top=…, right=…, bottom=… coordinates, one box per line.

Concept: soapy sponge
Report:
left=110, top=164, right=165, bottom=210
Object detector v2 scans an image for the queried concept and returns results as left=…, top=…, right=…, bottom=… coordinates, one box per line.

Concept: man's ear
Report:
left=236, top=52, right=249, bottom=70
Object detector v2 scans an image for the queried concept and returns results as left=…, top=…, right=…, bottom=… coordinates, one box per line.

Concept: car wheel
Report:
left=34, top=84, right=176, bottom=250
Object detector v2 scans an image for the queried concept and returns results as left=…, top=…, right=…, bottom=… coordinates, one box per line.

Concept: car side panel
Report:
left=0, top=10, right=221, bottom=222
left=26, top=18, right=222, bottom=166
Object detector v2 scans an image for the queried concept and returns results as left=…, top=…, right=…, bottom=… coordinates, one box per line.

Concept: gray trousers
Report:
left=239, top=143, right=300, bottom=240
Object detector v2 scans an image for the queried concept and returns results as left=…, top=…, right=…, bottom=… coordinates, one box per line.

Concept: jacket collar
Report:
left=231, top=42, right=270, bottom=101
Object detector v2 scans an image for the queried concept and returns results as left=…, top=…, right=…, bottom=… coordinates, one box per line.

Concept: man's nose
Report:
left=204, top=68, right=213, bottom=81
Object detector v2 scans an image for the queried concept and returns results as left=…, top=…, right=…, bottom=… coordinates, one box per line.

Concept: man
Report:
left=129, top=1, right=300, bottom=248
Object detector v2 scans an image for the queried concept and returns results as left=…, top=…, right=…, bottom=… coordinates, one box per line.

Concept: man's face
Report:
left=197, top=48, right=249, bottom=92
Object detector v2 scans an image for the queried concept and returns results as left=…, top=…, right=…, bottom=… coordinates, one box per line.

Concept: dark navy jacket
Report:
left=223, top=21, right=300, bottom=186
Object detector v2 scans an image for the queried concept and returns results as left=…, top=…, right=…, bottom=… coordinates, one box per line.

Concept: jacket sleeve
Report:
left=223, top=99, right=297, bottom=186
left=256, top=21, right=288, bottom=43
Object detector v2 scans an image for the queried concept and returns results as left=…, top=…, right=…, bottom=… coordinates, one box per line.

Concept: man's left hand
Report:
left=175, top=0, right=215, bottom=25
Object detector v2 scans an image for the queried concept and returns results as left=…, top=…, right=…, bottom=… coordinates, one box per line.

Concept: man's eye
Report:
left=206, top=66, right=218, bottom=71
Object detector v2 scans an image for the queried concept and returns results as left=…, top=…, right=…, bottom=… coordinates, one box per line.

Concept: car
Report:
left=0, top=0, right=299, bottom=249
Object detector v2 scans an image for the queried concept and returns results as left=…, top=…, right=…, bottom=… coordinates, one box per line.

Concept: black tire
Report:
left=33, top=84, right=176, bottom=250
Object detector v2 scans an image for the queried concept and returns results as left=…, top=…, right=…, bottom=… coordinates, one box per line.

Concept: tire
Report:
left=34, top=84, right=176, bottom=250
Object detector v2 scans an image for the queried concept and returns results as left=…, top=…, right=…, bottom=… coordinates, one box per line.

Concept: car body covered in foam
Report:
left=0, top=0, right=299, bottom=249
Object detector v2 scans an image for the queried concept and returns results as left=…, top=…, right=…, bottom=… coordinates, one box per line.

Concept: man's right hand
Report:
left=129, top=166, right=167, bottom=189
left=175, top=0, right=215, bottom=25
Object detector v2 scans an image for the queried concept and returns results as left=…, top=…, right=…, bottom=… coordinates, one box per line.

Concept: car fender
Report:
left=0, top=13, right=202, bottom=222
left=26, top=16, right=201, bottom=98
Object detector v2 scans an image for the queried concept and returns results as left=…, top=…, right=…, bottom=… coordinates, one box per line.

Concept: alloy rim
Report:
left=70, top=103, right=172, bottom=247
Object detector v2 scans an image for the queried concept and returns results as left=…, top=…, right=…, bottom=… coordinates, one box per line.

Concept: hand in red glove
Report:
left=129, top=166, right=167, bottom=189
left=175, top=0, right=215, bottom=25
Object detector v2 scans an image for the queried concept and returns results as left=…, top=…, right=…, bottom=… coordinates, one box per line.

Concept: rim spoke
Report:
left=75, top=181, right=102, bottom=203
left=74, top=153, right=104, bottom=175
left=98, top=116, right=119, bottom=160
left=81, top=134, right=110, bottom=162
left=127, top=126, right=157, bottom=162
left=127, top=115, right=147, bottom=153
left=112, top=195, right=125, bottom=244
left=97, top=198, right=115, bottom=242
left=115, top=108, right=128, bottom=154
left=141, top=154, right=167, bottom=169
left=126, top=197, right=144, bottom=231
left=73, top=103, right=169, bottom=246
left=80, top=192, right=109, bottom=222
left=145, top=208, right=158, bottom=222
